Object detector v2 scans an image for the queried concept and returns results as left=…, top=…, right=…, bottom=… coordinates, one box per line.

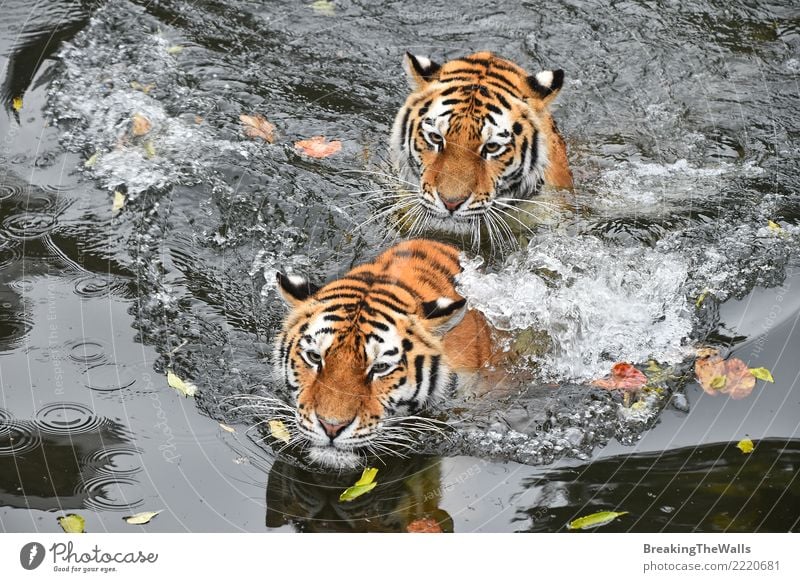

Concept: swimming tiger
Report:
left=272, top=239, right=493, bottom=469
left=389, top=51, right=573, bottom=245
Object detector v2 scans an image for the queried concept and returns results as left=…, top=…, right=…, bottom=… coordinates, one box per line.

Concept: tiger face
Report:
left=390, top=51, right=573, bottom=241
left=272, top=240, right=492, bottom=469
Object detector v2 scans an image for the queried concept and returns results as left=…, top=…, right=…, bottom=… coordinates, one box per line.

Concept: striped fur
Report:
left=390, top=51, right=573, bottom=242
left=273, top=239, right=492, bottom=468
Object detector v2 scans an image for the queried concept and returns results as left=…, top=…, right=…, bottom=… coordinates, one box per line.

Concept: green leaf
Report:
left=123, top=511, right=162, bottom=525
left=749, top=367, right=774, bottom=383
left=695, top=288, right=709, bottom=308
left=143, top=140, right=156, bottom=158
left=167, top=370, right=197, bottom=397
left=339, top=467, right=379, bottom=502
left=57, top=514, right=86, bottom=533
left=568, top=511, right=628, bottom=530
left=311, top=0, right=335, bottom=15
left=736, top=439, right=754, bottom=454
left=710, top=375, right=727, bottom=389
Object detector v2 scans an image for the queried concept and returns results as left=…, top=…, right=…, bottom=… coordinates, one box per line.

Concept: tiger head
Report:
left=271, top=241, right=489, bottom=469
left=390, top=51, right=573, bottom=240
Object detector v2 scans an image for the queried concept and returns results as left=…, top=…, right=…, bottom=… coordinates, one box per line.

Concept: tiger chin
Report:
left=272, top=239, right=493, bottom=470
left=389, top=51, right=573, bottom=246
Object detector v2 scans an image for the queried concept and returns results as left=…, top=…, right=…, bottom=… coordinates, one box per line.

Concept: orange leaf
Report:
left=294, top=135, right=342, bottom=158
left=407, top=518, right=442, bottom=533
left=131, top=113, right=152, bottom=137
left=591, top=362, right=647, bottom=391
left=695, top=355, right=756, bottom=400
left=239, top=114, right=275, bottom=143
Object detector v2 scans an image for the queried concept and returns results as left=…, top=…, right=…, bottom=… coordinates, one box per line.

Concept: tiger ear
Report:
left=404, top=52, right=442, bottom=89
left=420, top=297, right=467, bottom=335
left=526, top=69, right=565, bottom=105
left=276, top=272, right=319, bottom=307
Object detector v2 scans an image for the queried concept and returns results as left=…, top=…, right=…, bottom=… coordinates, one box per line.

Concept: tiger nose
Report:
left=318, top=416, right=354, bottom=439
left=441, top=196, right=467, bottom=213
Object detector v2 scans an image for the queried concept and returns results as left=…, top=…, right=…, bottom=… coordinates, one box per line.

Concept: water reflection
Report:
left=265, top=456, right=453, bottom=533
left=0, top=406, right=141, bottom=512
left=515, top=439, right=800, bottom=532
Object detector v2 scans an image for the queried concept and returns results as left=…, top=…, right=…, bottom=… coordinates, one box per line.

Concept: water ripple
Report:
left=0, top=420, right=43, bottom=456
left=81, top=475, right=144, bottom=511
left=84, top=363, right=137, bottom=392
left=1, top=213, right=58, bottom=240
left=34, top=402, right=107, bottom=436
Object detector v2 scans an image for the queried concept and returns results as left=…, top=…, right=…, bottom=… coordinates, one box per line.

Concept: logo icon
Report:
left=20, top=542, right=46, bottom=570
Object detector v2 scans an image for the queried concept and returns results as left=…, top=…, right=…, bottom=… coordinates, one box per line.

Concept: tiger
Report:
left=272, top=239, right=493, bottom=469
left=389, top=51, right=573, bottom=245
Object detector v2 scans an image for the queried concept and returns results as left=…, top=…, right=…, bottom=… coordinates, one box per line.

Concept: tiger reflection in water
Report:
left=265, top=455, right=452, bottom=533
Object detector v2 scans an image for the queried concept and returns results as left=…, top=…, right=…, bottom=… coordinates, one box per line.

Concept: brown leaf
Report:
left=294, top=135, right=342, bottom=158
left=407, top=517, right=443, bottom=533
left=239, top=114, right=275, bottom=143
left=591, top=362, right=647, bottom=391
left=695, top=355, right=755, bottom=400
left=131, top=113, right=152, bottom=137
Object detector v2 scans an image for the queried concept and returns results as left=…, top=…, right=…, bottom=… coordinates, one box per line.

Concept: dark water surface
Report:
left=1, top=0, right=799, bottom=532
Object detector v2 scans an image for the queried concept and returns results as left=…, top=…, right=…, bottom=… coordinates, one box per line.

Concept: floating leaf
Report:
left=695, top=288, right=709, bottom=308
left=57, top=514, right=86, bottom=534
left=737, top=438, right=754, bottom=454
left=339, top=467, right=378, bottom=502
left=167, top=45, right=183, bottom=55
left=268, top=420, right=290, bottom=443
left=219, top=423, right=236, bottom=433
left=84, top=152, right=100, bottom=168
left=749, top=367, right=774, bottom=383
left=311, top=0, right=335, bottom=15
left=143, top=140, right=156, bottom=158
left=240, top=114, right=275, bottom=143
left=112, top=190, right=126, bottom=217
left=123, top=511, right=161, bottom=525
left=407, top=517, right=442, bottom=533
left=767, top=220, right=781, bottom=232
left=12, top=96, right=23, bottom=111
left=695, top=355, right=755, bottom=399
left=568, top=510, right=628, bottom=530
left=167, top=370, right=197, bottom=397
left=294, top=135, right=342, bottom=158
left=130, top=81, right=155, bottom=94
left=131, top=113, right=152, bottom=137
left=591, top=363, right=647, bottom=391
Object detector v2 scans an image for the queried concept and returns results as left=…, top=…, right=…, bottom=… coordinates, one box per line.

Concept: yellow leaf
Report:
left=84, top=152, right=100, bottom=168
left=131, top=113, right=152, bottom=137
left=311, top=0, right=335, bottom=15
left=695, top=288, right=709, bottom=308
left=736, top=438, right=754, bottom=454
left=143, top=140, right=156, bottom=158
left=12, top=96, right=23, bottom=111
left=167, top=45, right=183, bottom=55
left=749, top=367, right=774, bottom=382
left=710, top=375, right=727, bottom=389
left=568, top=510, right=628, bottom=530
left=57, top=514, right=86, bottom=533
left=112, top=191, right=126, bottom=217
left=268, top=419, right=290, bottom=443
left=767, top=220, right=781, bottom=232
left=339, top=467, right=379, bottom=502
left=219, top=423, right=236, bottom=433
left=130, top=81, right=155, bottom=94
left=123, top=511, right=161, bottom=525
left=167, top=370, right=197, bottom=397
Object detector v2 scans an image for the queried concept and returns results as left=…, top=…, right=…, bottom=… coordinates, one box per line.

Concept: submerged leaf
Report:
left=167, top=370, right=198, bottom=397
left=166, top=45, right=183, bottom=55
left=239, top=114, right=275, bottom=143
left=696, top=355, right=756, bottom=399
left=591, top=363, right=647, bottom=391
left=339, top=467, right=379, bottom=502
left=12, top=96, right=23, bottom=111
left=568, top=510, right=628, bottom=530
left=311, top=0, right=335, bottom=15
left=749, top=367, right=774, bottom=383
left=407, top=518, right=443, bottom=533
left=84, top=152, right=100, bottom=168
left=131, top=113, right=152, bottom=137
left=268, top=420, right=290, bottom=443
left=123, top=511, right=162, bottom=525
left=57, top=514, right=86, bottom=533
left=294, top=135, right=342, bottom=158
left=143, top=140, right=156, bottom=158
left=736, top=438, right=754, bottom=454
left=112, top=190, right=126, bottom=217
